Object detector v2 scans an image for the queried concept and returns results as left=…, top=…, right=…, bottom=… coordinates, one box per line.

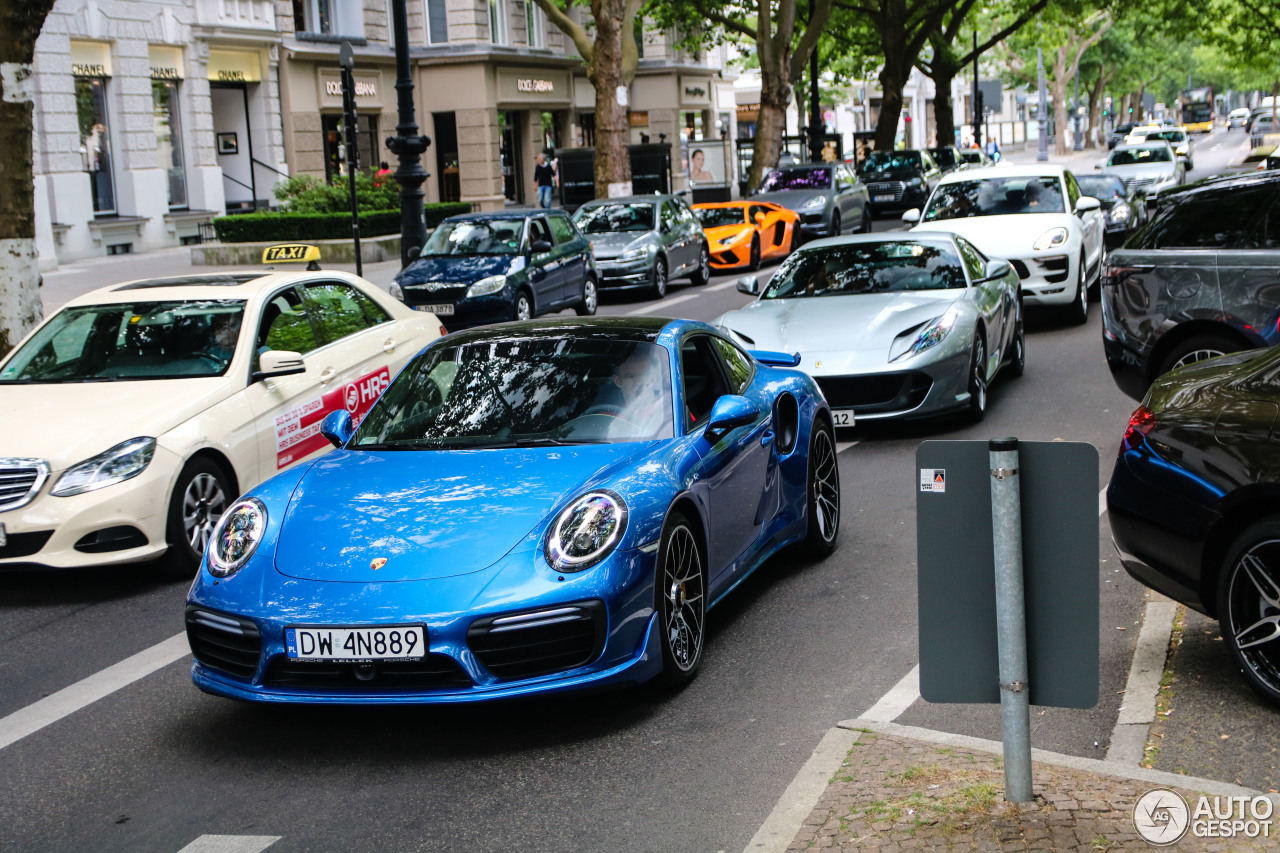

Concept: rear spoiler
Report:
left=749, top=350, right=801, bottom=367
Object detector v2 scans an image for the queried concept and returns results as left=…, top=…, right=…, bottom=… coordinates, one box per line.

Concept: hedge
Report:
left=212, top=203, right=472, bottom=244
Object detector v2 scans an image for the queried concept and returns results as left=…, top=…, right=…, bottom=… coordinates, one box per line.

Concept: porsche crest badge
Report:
left=370, top=557, right=388, bottom=571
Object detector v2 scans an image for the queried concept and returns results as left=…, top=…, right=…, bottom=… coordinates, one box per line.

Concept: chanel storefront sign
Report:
left=207, top=49, right=261, bottom=83
left=149, top=46, right=183, bottom=80
left=70, top=41, right=112, bottom=77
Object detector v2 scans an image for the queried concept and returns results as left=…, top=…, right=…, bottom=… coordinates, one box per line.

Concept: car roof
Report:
left=430, top=316, right=689, bottom=347
left=1155, top=168, right=1280, bottom=203
left=794, top=231, right=959, bottom=252
left=937, top=163, right=1067, bottom=184
left=443, top=209, right=566, bottom=222
left=578, top=194, right=677, bottom=207
left=1113, top=141, right=1173, bottom=150
left=61, top=270, right=368, bottom=307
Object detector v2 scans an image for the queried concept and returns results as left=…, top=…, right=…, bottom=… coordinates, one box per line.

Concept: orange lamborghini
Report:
left=692, top=201, right=801, bottom=270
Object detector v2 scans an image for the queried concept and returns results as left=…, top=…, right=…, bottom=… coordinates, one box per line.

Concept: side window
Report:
left=548, top=215, right=576, bottom=245
left=1138, top=188, right=1270, bottom=250
left=954, top=238, right=987, bottom=282
left=351, top=287, right=391, bottom=326
left=661, top=201, right=678, bottom=230
left=678, top=201, right=696, bottom=223
left=711, top=336, right=753, bottom=393
left=256, top=288, right=319, bottom=362
left=302, top=282, right=380, bottom=346
left=529, top=217, right=553, bottom=248
left=680, top=335, right=731, bottom=428
left=1064, top=173, right=1081, bottom=211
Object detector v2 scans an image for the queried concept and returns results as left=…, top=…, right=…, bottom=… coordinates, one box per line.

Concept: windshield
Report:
left=924, top=176, right=1065, bottom=220
left=573, top=203, right=655, bottom=234
left=1109, top=147, right=1172, bottom=165
left=860, top=152, right=923, bottom=175
left=351, top=338, right=675, bottom=448
left=0, top=300, right=246, bottom=383
left=958, top=151, right=984, bottom=163
left=1075, top=176, right=1126, bottom=200
left=762, top=241, right=966, bottom=299
left=695, top=206, right=746, bottom=227
left=757, top=167, right=832, bottom=192
left=423, top=219, right=526, bottom=256
left=1182, top=105, right=1211, bottom=122
left=1143, top=130, right=1186, bottom=144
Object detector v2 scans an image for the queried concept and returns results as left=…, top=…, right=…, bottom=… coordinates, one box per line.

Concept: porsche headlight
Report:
left=389, top=281, right=405, bottom=301
left=466, top=275, right=506, bottom=298
left=1110, top=202, right=1131, bottom=223
left=208, top=497, right=267, bottom=578
left=802, top=195, right=828, bottom=210
left=1032, top=227, right=1069, bottom=251
left=618, top=244, right=652, bottom=262
left=52, top=437, right=156, bottom=497
left=890, top=307, right=959, bottom=362
left=545, top=491, right=628, bottom=572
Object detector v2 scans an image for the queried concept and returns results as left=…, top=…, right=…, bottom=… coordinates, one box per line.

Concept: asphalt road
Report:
left=2, top=127, right=1269, bottom=853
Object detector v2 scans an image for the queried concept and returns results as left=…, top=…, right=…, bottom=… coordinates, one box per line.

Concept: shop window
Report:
left=577, top=113, right=595, bottom=147
left=292, top=0, right=364, bottom=37
left=525, top=0, right=543, bottom=48
left=683, top=110, right=705, bottom=142
left=426, top=0, right=449, bottom=44
left=152, top=80, right=188, bottom=210
left=75, top=76, right=116, bottom=216
left=322, top=114, right=379, bottom=181
left=490, top=0, right=508, bottom=45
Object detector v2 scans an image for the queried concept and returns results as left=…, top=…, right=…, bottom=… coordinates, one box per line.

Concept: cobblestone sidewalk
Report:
left=786, top=727, right=1275, bottom=852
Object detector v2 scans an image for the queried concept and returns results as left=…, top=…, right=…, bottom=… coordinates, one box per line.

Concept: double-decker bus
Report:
left=1181, top=86, right=1214, bottom=133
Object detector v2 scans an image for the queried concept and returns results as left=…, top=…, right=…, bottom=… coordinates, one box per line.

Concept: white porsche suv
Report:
left=902, top=164, right=1105, bottom=324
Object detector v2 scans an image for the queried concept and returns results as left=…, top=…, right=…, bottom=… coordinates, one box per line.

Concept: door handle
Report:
left=761, top=430, right=775, bottom=448
left=318, top=367, right=337, bottom=384
left=383, top=338, right=397, bottom=353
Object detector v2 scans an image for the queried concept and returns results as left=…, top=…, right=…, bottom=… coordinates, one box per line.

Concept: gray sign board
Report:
left=916, top=441, right=1099, bottom=709
left=979, top=80, right=1003, bottom=115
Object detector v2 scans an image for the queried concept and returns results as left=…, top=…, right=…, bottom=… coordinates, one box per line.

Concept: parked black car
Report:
left=858, top=149, right=943, bottom=217
left=752, top=161, right=870, bottom=239
left=1075, top=173, right=1148, bottom=248
left=1101, top=170, right=1280, bottom=401
left=392, top=209, right=597, bottom=330
left=572, top=194, right=711, bottom=298
left=927, top=146, right=967, bottom=174
left=1108, top=122, right=1136, bottom=149
left=1107, top=346, right=1280, bottom=706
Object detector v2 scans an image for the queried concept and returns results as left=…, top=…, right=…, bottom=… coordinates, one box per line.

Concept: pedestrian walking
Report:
left=534, top=153, right=555, bottom=208
left=374, top=161, right=393, bottom=187
left=984, top=137, right=1001, bottom=163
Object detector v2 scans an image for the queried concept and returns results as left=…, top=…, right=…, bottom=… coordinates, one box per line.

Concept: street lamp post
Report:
left=1036, top=48, right=1048, bottom=162
left=385, top=0, right=430, bottom=269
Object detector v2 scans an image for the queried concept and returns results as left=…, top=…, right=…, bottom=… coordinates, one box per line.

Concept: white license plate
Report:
left=416, top=304, right=454, bottom=316
left=831, top=409, right=856, bottom=427
left=874, top=195, right=896, bottom=203
left=285, top=625, right=426, bottom=661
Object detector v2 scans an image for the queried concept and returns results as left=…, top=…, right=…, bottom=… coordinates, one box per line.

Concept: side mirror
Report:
left=737, top=274, right=760, bottom=295
left=406, top=245, right=422, bottom=260
left=979, top=259, right=1013, bottom=282
left=254, top=350, right=305, bottom=381
left=704, top=394, right=759, bottom=437
left=530, top=239, right=553, bottom=254
left=901, top=208, right=921, bottom=224
left=754, top=212, right=767, bottom=225
left=320, top=409, right=354, bottom=449
left=1076, top=196, right=1102, bottom=213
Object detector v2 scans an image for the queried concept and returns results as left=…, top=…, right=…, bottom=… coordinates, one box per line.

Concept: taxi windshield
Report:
left=0, top=300, right=246, bottom=383
left=352, top=338, right=675, bottom=448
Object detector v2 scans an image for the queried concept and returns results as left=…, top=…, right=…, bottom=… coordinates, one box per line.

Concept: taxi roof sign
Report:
left=262, top=244, right=322, bottom=267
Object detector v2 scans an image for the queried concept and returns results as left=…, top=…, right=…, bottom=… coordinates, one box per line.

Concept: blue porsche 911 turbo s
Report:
left=185, top=317, right=840, bottom=704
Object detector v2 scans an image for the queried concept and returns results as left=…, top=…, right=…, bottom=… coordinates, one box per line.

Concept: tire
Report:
left=860, top=206, right=873, bottom=233
left=1089, top=244, right=1105, bottom=301
left=1155, top=331, right=1245, bottom=378
left=1006, top=297, right=1026, bottom=378
left=513, top=289, right=533, bottom=322
left=653, top=510, right=707, bottom=687
left=830, top=211, right=841, bottom=237
left=1062, top=254, right=1088, bottom=326
left=966, top=335, right=988, bottom=422
left=689, top=243, right=712, bottom=286
left=1216, top=519, right=1280, bottom=707
left=788, top=224, right=802, bottom=254
left=164, top=457, right=232, bottom=576
left=574, top=276, right=598, bottom=316
left=748, top=236, right=761, bottom=271
left=801, top=420, right=841, bottom=556
left=651, top=257, right=668, bottom=299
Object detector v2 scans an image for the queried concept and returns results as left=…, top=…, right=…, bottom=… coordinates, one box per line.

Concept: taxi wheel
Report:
left=164, top=457, right=231, bottom=576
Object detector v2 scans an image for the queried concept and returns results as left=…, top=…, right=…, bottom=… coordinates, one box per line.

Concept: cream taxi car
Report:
left=0, top=246, right=443, bottom=574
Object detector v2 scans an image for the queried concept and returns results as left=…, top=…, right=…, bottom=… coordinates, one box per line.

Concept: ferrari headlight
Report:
left=802, top=195, right=828, bottom=210
left=544, top=490, right=628, bottom=572
left=52, top=437, right=156, bottom=497
left=618, top=244, right=652, bottom=262
left=890, top=307, right=959, bottom=362
left=1110, top=202, right=1131, bottom=223
left=1032, top=227, right=1069, bottom=251
left=466, top=275, right=506, bottom=298
left=208, top=497, right=267, bottom=578
left=389, top=281, right=405, bottom=301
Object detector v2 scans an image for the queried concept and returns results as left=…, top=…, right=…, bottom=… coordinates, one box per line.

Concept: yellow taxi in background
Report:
left=0, top=246, right=443, bottom=574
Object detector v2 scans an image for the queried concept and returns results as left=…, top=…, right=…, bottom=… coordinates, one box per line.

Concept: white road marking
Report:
left=177, top=836, right=281, bottom=853
left=858, top=664, right=921, bottom=723
left=836, top=440, right=858, bottom=454
left=624, top=293, right=699, bottom=315
left=707, top=278, right=742, bottom=292
left=0, top=632, right=189, bottom=752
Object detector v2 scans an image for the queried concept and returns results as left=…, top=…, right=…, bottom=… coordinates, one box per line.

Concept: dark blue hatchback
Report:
left=391, top=210, right=597, bottom=331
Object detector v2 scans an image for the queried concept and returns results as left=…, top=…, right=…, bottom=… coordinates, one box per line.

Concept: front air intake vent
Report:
left=467, top=600, right=606, bottom=680
left=185, top=606, right=262, bottom=680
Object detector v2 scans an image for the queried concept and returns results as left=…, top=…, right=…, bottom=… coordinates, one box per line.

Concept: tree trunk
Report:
left=875, top=60, right=909, bottom=151
left=0, top=0, right=55, bottom=357
left=1052, top=47, right=1070, bottom=157
left=932, top=64, right=958, bottom=148
left=747, top=70, right=790, bottom=190
left=587, top=0, right=632, bottom=198
left=1087, top=71, right=1106, bottom=149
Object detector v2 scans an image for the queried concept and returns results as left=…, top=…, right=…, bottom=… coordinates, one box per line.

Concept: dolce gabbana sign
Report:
left=517, top=78, right=555, bottom=93
left=497, top=69, right=571, bottom=105
left=325, top=80, right=377, bottom=97
left=318, top=68, right=384, bottom=109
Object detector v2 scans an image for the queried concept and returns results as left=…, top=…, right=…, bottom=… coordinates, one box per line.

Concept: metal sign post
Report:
left=338, top=42, right=363, bottom=278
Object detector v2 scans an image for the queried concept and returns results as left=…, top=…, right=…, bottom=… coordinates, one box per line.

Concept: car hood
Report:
left=0, top=379, right=232, bottom=468
left=705, top=224, right=753, bottom=244
left=751, top=190, right=827, bottom=212
left=273, top=443, right=649, bottom=583
left=912, top=214, right=1070, bottom=256
left=718, top=292, right=961, bottom=369
left=586, top=232, right=654, bottom=259
left=395, top=254, right=518, bottom=286
left=1103, top=163, right=1176, bottom=179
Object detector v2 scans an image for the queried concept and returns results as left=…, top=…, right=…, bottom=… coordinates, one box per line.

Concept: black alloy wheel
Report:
left=1218, top=521, right=1280, bottom=707
left=860, top=206, right=873, bottom=233
left=651, top=257, right=668, bottom=299
left=801, top=421, right=841, bottom=556
left=574, top=276, right=598, bottom=316
left=1065, top=254, right=1088, bottom=326
left=165, top=457, right=231, bottom=576
left=1157, top=331, right=1244, bottom=378
left=690, top=244, right=712, bottom=286
left=748, top=236, right=761, bottom=271
left=830, top=211, right=841, bottom=237
left=966, top=335, right=988, bottom=422
left=1006, top=297, right=1026, bottom=378
left=654, top=510, right=706, bottom=687
left=514, top=290, right=534, bottom=322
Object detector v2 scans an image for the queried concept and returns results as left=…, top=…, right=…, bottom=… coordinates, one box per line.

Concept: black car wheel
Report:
left=830, top=211, right=841, bottom=237
left=514, top=289, right=533, bottom=321
left=747, top=236, right=761, bottom=271
left=654, top=510, right=706, bottom=687
left=1064, top=254, right=1088, bottom=326
left=165, top=457, right=231, bottom=576
left=574, top=276, right=598, bottom=316
left=1218, top=520, right=1280, bottom=707
left=689, top=244, right=711, bottom=286
left=651, top=257, right=668, bottom=299
left=1006, top=298, right=1026, bottom=378
left=801, top=420, right=840, bottom=556
left=1156, top=331, right=1245, bottom=378
left=966, top=335, right=988, bottom=422
left=860, top=206, right=873, bottom=233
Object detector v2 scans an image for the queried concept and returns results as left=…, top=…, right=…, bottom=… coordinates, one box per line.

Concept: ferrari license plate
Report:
left=831, top=409, right=856, bottom=427
left=416, top=304, right=454, bottom=316
left=874, top=194, right=896, bottom=203
left=285, top=625, right=426, bottom=661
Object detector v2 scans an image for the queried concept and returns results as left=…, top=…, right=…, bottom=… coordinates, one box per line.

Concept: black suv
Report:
left=858, top=150, right=943, bottom=218
left=1102, top=170, right=1280, bottom=400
